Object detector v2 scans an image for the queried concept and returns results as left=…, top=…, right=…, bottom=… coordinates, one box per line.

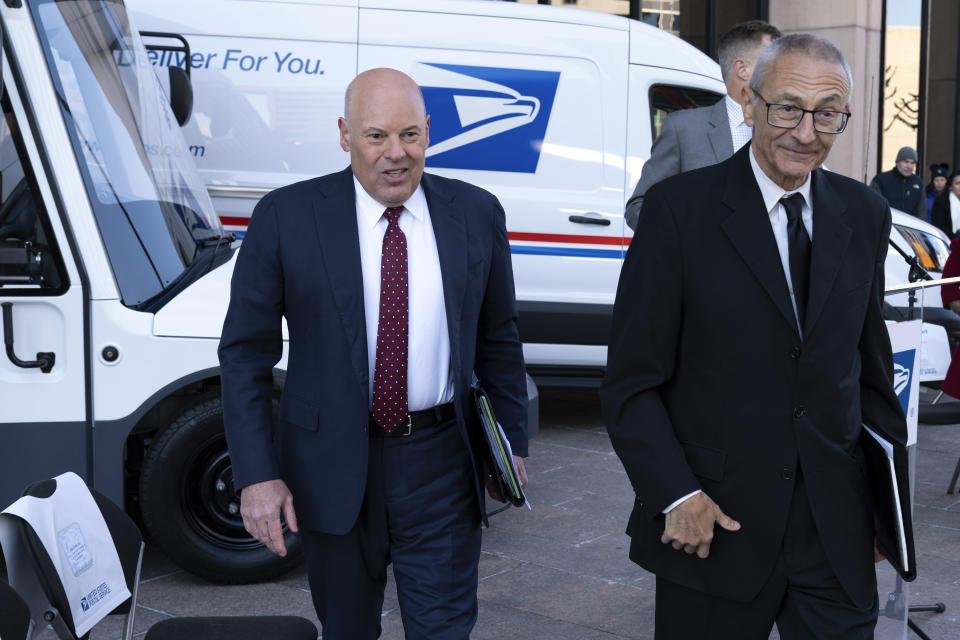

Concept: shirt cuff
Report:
left=662, top=490, right=702, bottom=514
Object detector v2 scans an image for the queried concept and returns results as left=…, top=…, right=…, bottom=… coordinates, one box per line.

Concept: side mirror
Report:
left=140, top=31, right=193, bottom=127
left=167, top=65, right=193, bottom=127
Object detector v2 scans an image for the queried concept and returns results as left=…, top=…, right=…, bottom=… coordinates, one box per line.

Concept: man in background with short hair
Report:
left=870, top=145, right=924, bottom=217
left=624, top=19, right=781, bottom=230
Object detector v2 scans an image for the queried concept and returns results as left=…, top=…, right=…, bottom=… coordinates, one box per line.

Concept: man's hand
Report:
left=874, top=538, right=886, bottom=563
left=661, top=492, right=740, bottom=559
left=240, top=479, right=299, bottom=557
left=513, top=455, right=528, bottom=489
left=485, top=455, right=528, bottom=503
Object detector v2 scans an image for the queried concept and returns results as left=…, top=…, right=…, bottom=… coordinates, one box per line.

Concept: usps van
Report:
left=129, top=0, right=955, bottom=385
left=128, top=0, right=723, bottom=385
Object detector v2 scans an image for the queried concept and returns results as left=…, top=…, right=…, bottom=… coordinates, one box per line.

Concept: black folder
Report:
left=860, top=425, right=917, bottom=581
left=472, top=375, right=525, bottom=508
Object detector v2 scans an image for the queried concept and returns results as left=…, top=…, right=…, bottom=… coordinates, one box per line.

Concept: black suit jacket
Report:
left=601, top=145, right=906, bottom=607
left=218, top=167, right=528, bottom=534
left=930, top=190, right=956, bottom=239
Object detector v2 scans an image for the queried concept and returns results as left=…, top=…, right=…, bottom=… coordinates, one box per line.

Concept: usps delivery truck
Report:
left=0, top=0, right=311, bottom=583
left=129, top=0, right=956, bottom=385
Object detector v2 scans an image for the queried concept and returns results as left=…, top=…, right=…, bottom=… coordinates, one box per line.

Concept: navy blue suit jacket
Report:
left=219, top=167, right=528, bottom=534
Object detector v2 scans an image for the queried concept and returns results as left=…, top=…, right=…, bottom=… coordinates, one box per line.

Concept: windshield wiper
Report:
left=200, top=233, right=236, bottom=249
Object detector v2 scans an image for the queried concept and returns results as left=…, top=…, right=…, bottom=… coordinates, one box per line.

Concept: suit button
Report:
left=790, top=346, right=801, bottom=359
left=793, top=406, right=806, bottom=418
left=781, top=468, right=794, bottom=480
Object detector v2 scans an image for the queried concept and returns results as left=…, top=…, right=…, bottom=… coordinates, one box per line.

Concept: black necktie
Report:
left=781, top=193, right=810, bottom=332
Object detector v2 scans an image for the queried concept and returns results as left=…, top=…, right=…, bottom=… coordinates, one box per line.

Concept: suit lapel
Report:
left=313, top=167, right=369, bottom=391
left=720, top=146, right=800, bottom=334
left=803, top=170, right=851, bottom=336
left=707, top=99, right=734, bottom=162
left=421, top=174, right=467, bottom=382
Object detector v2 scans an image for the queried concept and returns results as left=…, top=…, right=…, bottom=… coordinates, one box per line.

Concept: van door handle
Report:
left=568, top=214, right=610, bottom=226
left=2, top=302, right=55, bottom=373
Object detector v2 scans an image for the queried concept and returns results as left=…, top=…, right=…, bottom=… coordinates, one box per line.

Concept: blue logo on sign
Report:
left=417, top=63, right=560, bottom=173
left=892, top=349, right=915, bottom=415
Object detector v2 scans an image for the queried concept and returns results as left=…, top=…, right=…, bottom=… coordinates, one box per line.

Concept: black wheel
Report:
left=139, top=394, right=302, bottom=583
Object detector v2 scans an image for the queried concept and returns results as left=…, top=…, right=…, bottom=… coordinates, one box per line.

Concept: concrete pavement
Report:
left=28, top=388, right=960, bottom=638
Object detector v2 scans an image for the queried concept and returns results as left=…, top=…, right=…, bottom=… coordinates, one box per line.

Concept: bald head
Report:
left=338, top=68, right=431, bottom=207
left=343, top=68, right=426, bottom=127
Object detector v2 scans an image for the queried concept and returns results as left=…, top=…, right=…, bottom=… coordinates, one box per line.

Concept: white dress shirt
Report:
left=949, top=191, right=960, bottom=235
left=726, top=94, right=753, bottom=153
left=664, top=149, right=814, bottom=515
left=354, top=177, right=454, bottom=411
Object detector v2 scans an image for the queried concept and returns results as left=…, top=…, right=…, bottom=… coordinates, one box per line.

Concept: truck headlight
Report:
left=894, top=226, right=950, bottom=272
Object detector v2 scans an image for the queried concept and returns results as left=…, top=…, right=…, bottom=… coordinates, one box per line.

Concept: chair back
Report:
left=0, top=577, right=33, bottom=640
left=0, top=476, right=143, bottom=640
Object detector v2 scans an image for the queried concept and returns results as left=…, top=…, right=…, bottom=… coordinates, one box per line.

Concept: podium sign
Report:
left=887, top=320, right=922, bottom=446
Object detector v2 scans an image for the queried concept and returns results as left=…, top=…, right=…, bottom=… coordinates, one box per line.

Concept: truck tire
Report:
left=139, top=394, right=302, bottom=583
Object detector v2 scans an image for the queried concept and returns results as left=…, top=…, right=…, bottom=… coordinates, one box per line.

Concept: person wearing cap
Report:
left=869, top=146, right=924, bottom=216
left=923, top=163, right=950, bottom=222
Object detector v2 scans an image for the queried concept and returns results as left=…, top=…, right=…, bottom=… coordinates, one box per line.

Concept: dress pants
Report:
left=299, top=416, right=482, bottom=640
left=655, top=469, right=879, bottom=640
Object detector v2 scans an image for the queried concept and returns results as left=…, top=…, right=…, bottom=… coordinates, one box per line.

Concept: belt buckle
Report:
left=398, top=414, right=413, bottom=436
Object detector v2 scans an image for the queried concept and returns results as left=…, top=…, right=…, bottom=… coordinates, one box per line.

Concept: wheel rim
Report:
left=181, top=432, right=287, bottom=551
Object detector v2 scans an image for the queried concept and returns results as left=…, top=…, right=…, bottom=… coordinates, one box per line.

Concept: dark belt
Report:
left=370, top=402, right=456, bottom=437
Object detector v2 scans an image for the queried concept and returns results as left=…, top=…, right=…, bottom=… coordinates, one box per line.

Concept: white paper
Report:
left=0, top=472, right=130, bottom=636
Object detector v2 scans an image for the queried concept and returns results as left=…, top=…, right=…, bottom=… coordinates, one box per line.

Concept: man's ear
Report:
left=734, top=57, right=751, bottom=82
left=742, top=90, right=756, bottom=127
left=423, top=114, right=430, bottom=148
left=338, top=117, right=350, bottom=152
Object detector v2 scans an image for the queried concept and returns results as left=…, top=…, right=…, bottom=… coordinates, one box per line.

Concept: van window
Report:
left=0, top=93, right=67, bottom=294
left=649, top=84, right=722, bottom=140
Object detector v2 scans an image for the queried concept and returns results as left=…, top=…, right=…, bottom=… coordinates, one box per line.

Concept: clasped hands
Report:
left=661, top=492, right=740, bottom=559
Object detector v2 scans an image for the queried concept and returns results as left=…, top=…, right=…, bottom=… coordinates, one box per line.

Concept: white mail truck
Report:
left=129, top=0, right=957, bottom=387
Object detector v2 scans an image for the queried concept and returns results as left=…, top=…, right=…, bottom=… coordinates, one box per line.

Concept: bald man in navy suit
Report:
left=219, top=68, right=528, bottom=640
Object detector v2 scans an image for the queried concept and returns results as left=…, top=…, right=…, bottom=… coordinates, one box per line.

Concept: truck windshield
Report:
left=31, top=0, right=223, bottom=307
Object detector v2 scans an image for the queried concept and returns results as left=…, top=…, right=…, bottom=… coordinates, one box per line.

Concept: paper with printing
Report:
left=0, top=472, right=130, bottom=636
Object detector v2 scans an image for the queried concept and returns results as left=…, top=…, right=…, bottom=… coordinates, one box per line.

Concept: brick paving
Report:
left=27, top=388, right=960, bottom=639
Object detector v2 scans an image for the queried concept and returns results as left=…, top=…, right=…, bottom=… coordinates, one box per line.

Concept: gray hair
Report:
left=717, top=20, right=782, bottom=82
left=749, top=33, right=854, bottom=102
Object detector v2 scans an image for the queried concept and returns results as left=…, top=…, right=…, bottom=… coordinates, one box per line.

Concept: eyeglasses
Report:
left=754, top=92, right=851, bottom=134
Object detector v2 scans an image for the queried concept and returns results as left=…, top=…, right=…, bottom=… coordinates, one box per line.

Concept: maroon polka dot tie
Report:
left=372, top=206, right=408, bottom=433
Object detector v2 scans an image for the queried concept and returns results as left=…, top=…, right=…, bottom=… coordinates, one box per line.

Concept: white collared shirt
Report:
left=726, top=94, right=753, bottom=153
left=749, top=146, right=814, bottom=329
left=354, top=177, right=454, bottom=411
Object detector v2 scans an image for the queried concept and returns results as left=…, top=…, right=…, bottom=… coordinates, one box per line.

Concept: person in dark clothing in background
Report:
left=870, top=146, right=924, bottom=217
left=932, top=171, right=960, bottom=239
left=922, top=163, right=949, bottom=223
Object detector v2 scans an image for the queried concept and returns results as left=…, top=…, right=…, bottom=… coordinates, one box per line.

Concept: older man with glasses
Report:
left=602, top=33, right=908, bottom=639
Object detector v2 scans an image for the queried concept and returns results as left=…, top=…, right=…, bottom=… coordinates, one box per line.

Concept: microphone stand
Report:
left=883, top=244, right=945, bottom=638
left=888, top=239, right=934, bottom=320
